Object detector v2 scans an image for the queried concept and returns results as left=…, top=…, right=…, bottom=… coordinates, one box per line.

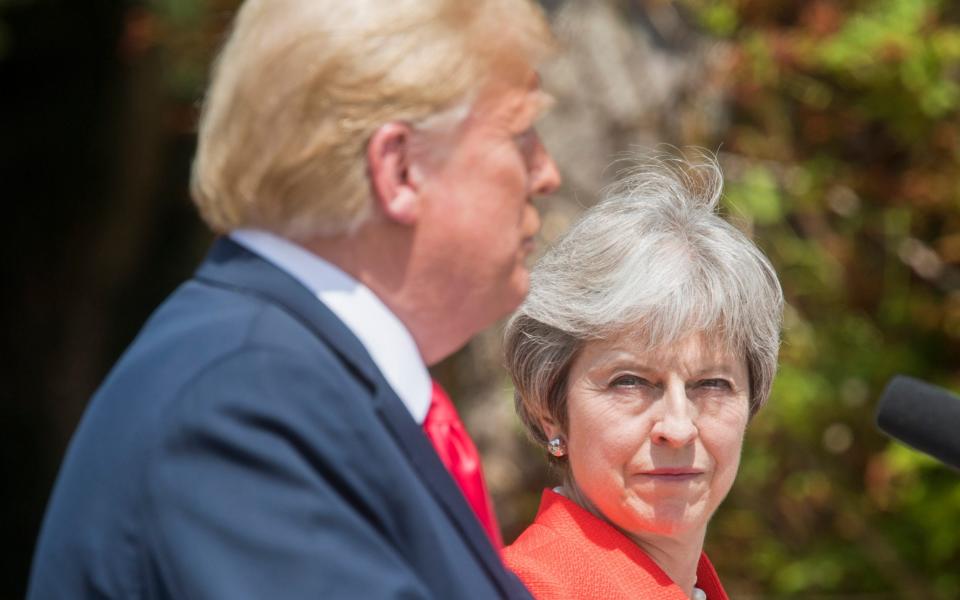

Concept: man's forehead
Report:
left=474, top=72, right=553, bottom=122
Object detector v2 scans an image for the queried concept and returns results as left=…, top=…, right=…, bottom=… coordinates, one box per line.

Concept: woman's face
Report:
left=552, top=331, right=750, bottom=541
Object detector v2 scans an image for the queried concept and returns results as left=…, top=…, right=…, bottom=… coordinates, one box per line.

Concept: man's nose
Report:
left=529, top=135, right=561, bottom=197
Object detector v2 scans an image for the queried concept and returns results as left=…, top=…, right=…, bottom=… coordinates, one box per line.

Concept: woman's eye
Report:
left=610, top=374, right=648, bottom=388
left=698, top=378, right=732, bottom=391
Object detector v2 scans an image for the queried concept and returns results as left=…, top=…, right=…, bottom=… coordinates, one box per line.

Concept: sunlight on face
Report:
left=560, top=332, right=751, bottom=543
left=412, top=69, right=561, bottom=341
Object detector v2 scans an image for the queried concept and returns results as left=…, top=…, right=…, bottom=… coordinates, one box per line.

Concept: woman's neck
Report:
left=626, top=529, right=705, bottom=598
left=560, top=483, right=706, bottom=599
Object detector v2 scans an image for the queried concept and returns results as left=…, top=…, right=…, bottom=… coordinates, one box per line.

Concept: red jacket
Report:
left=505, top=489, right=730, bottom=600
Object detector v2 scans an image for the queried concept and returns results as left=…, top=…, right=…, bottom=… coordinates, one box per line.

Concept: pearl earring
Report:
left=547, top=437, right=567, bottom=457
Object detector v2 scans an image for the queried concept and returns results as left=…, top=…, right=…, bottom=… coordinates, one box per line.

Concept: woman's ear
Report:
left=366, top=122, right=421, bottom=225
left=539, top=413, right=562, bottom=442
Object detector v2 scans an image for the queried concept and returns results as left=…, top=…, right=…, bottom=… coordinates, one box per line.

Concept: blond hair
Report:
left=190, top=0, right=555, bottom=240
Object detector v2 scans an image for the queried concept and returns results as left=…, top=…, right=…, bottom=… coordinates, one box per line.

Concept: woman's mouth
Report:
left=638, top=468, right=704, bottom=482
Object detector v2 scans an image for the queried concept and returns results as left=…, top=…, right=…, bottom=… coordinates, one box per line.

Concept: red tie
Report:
left=422, top=380, right=503, bottom=548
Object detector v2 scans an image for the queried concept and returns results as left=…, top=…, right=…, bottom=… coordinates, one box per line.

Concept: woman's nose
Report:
left=650, top=389, right=698, bottom=448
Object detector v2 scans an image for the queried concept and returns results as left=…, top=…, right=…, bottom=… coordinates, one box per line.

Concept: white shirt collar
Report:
left=229, top=229, right=432, bottom=423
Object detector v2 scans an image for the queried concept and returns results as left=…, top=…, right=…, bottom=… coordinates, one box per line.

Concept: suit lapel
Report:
left=193, top=238, right=525, bottom=598
left=372, top=385, right=523, bottom=598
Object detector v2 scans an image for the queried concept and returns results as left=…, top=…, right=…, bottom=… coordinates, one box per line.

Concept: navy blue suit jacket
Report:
left=28, top=238, right=531, bottom=599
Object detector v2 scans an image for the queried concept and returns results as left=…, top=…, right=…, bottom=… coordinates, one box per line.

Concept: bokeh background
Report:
left=3, top=0, right=959, bottom=597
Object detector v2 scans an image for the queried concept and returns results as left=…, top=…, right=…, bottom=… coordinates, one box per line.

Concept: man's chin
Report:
left=507, top=269, right=531, bottom=309
left=485, top=277, right=529, bottom=327
left=521, top=237, right=537, bottom=257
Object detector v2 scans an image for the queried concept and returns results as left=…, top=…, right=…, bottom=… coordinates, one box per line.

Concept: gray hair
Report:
left=504, top=154, right=784, bottom=455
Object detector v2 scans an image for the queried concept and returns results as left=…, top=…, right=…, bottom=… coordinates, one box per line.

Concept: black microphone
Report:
left=876, top=375, right=960, bottom=472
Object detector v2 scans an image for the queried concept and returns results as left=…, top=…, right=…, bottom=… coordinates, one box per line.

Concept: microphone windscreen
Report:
left=876, top=375, right=960, bottom=471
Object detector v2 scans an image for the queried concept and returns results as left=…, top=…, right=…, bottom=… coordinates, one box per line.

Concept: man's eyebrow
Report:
left=535, top=91, right=556, bottom=116
left=526, top=90, right=555, bottom=123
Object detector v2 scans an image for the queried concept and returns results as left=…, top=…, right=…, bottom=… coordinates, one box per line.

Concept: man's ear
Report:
left=367, top=122, right=422, bottom=226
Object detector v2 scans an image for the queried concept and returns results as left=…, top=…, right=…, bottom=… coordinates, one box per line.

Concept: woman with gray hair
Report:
left=502, top=157, right=783, bottom=600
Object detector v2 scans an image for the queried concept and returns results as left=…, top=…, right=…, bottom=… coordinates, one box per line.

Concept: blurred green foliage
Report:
left=684, top=0, right=960, bottom=597
left=148, top=0, right=233, bottom=99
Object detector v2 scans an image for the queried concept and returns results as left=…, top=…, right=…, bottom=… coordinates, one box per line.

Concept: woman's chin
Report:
left=620, top=497, right=710, bottom=538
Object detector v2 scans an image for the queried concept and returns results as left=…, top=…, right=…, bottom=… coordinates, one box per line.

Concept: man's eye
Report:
left=514, top=128, right=538, bottom=151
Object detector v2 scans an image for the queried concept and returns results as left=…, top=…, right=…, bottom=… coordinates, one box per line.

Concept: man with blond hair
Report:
left=28, top=0, right=560, bottom=597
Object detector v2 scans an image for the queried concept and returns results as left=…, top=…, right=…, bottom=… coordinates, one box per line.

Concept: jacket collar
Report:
left=194, top=236, right=381, bottom=393
left=520, top=490, right=727, bottom=600
left=228, top=229, right=431, bottom=422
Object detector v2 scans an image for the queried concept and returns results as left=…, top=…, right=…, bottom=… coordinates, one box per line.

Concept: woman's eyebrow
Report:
left=689, top=364, right=740, bottom=377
